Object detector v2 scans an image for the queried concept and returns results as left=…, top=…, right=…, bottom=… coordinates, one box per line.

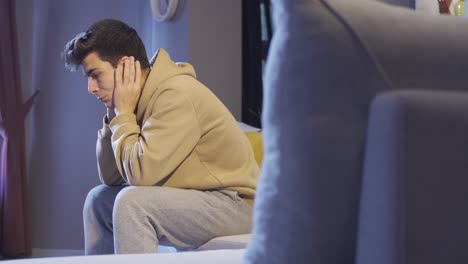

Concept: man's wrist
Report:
left=99, top=114, right=113, bottom=140
left=114, top=108, right=134, bottom=117
left=106, top=108, right=116, bottom=123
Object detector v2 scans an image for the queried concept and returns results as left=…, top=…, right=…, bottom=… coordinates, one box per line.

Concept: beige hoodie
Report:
left=96, top=49, right=259, bottom=201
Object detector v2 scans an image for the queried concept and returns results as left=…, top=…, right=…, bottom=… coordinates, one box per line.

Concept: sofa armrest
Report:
left=357, top=90, right=468, bottom=264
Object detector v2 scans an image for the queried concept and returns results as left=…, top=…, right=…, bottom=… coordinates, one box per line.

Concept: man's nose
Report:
left=88, top=78, right=98, bottom=94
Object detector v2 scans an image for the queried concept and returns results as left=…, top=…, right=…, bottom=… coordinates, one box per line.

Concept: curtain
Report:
left=0, top=0, right=39, bottom=258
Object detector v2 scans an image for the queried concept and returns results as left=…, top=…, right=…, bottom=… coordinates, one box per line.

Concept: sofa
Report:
left=244, top=0, right=468, bottom=263
left=6, top=0, right=468, bottom=263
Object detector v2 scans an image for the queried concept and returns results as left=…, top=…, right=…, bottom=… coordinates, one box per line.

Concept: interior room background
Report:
left=1, top=0, right=417, bottom=257
left=7, top=0, right=242, bottom=255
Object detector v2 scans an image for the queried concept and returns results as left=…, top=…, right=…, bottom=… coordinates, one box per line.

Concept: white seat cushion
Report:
left=3, top=249, right=246, bottom=264
left=197, top=234, right=251, bottom=250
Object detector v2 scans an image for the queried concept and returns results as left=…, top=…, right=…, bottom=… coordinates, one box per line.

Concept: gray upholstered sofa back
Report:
left=244, top=0, right=468, bottom=263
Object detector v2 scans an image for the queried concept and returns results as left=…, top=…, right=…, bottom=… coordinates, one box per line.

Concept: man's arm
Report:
left=109, top=90, right=201, bottom=186
left=96, top=108, right=126, bottom=185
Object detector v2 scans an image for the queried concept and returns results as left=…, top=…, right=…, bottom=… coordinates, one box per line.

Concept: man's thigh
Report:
left=113, top=186, right=252, bottom=249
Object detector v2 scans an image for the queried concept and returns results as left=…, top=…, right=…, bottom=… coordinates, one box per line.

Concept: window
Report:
left=242, top=0, right=273, bottom=128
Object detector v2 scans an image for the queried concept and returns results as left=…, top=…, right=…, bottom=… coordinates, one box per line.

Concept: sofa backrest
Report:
left=244, top=0, right=468, bottom=263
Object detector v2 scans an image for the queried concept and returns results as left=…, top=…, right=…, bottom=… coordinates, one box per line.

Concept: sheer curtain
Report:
left=0, top=0, right=39, bottom=257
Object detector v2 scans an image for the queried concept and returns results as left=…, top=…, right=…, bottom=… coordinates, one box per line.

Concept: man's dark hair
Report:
left=62, top=19, right=150, bottom=71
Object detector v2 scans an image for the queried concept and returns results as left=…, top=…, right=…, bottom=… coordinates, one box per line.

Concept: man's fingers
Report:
left=135, top=60, right=141, bottom=89
left=113, top=58, right=141, bottom=115
left=129, top=57, right=135, bottom=83
left=115, top=63, right=122, bottom=88
left=123, top=59, right=130, bottom=87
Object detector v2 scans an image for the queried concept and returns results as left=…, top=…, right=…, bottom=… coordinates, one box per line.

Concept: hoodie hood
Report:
left=136, top=48, right=196, bottom=120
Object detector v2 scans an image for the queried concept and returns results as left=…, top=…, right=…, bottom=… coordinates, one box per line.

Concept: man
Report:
left=62, top=19, right=259, bottom=255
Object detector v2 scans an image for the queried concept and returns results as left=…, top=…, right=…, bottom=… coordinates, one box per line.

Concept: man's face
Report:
left=82, top=52, right=116, bottom=108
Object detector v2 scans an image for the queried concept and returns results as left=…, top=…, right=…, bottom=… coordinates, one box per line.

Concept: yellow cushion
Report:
left=245, top=132, right=263, bottom=167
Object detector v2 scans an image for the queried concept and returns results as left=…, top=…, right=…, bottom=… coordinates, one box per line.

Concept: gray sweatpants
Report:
left=83, top=185, right=252, bottom=255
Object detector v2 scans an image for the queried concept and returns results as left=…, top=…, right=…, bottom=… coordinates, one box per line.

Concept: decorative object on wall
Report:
left=438, top=0, right=452, bottom=14
left=417, top=0, right=465, bottom=15
left=454, top=0, right=465, bottom=15
left=150, top=0, right=179, bottom=22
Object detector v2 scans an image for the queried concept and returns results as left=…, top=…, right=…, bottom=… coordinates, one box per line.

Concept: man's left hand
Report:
left=114, top=56, right=142, bottom=116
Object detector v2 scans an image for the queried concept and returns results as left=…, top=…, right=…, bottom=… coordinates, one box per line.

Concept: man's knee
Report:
left=84, top=185, right=126, bottom=218
left=113, top=186, right=167, bottom=218
left=113, top=186, right=144, bottom=215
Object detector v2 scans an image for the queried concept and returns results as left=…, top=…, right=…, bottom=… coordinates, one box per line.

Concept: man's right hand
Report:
left=106, top=108, right=116, bottom=124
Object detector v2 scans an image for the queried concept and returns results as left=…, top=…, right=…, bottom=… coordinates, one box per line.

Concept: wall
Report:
left=187, top=0, right=242, bottom=119
left=20, top=0, right=175, bottom=252
left=16, top=0, right=241, bottom=253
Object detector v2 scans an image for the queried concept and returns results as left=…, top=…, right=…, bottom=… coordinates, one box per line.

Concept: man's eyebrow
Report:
left=84, top=68, right=97, bottom=77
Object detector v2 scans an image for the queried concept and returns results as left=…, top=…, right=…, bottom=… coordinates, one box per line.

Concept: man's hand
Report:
left=114, top=56, right=142, bottom=116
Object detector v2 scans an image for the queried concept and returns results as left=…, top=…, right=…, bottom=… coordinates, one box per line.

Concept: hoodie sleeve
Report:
left=108, top=89, right=201, bottom=186
left=96, top=115, right=126, bottom=185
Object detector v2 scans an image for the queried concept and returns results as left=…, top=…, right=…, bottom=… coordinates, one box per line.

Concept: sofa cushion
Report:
left=8, top=249, right=246, bottom=264
left=244, top=0, right=468, bottom=263
left=244, top=132, right=263, bottom=167
left=238, top=121, right=263, bottom=166
left=197, top=234, right=251, bottom=250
